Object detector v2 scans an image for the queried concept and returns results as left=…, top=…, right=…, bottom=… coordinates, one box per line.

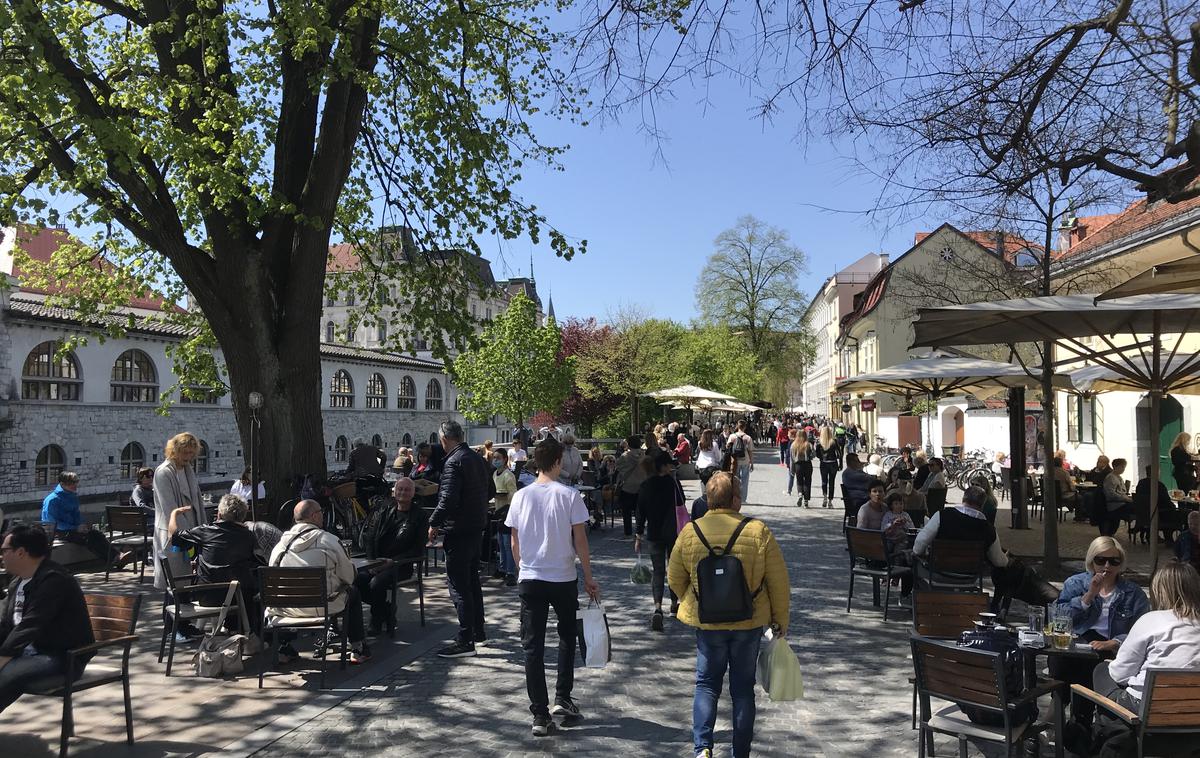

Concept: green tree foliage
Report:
left=675, top=325, right=762, bottom=401
left=453, top=294, right=573, bottom=428
left=0, top=0, right=585, bottom=500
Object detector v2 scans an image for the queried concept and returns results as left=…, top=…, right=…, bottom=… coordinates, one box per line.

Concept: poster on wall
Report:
left=1024, top=411, right=1045, bottom=467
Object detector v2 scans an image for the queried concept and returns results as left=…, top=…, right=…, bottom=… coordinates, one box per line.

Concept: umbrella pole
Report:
left=1150, top=390, right=1161, bottom=574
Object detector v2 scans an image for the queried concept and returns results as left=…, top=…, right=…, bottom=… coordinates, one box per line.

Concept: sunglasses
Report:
left=1094, top=556, right=1123, bottom=567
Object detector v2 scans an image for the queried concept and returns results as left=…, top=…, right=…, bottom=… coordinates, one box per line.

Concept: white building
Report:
left=0, top=225, right=471, bottom=515
left=801, top=253, right=887, bottom=418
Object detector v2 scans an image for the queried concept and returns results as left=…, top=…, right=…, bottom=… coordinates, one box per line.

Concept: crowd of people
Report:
left=11, top=413, right=1200, bottom=758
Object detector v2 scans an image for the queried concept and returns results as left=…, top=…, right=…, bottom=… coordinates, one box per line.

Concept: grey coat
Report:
left=152, top=459, right=206, bottom=589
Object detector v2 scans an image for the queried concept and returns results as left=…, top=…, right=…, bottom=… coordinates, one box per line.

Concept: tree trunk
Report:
left=1041, top=350, right=1060, bottom=572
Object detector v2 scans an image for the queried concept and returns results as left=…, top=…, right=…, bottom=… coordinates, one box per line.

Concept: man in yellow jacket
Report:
left=668, top=471, right=790, bottom=758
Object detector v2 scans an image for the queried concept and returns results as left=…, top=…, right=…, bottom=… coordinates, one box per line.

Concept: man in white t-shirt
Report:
left=506, top=437, right=600, bottom=737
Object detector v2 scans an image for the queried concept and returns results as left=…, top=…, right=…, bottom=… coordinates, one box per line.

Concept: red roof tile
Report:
left=1063, top=189, right=1200, bottom=260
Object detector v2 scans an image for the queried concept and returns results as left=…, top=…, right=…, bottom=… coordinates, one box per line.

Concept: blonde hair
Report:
left=165, top=432, right=200, bottom=463
left=819, top=426, right=835, bottom=449
left=1171, top=432, right=1192, bottom=453
left=914, top=450, right=928, bottom=465
left=790, top=435, right=810, bottom=459
left=1149, top=561, right=1200, bottom=622
left=1085, top=536, right=1127, bottom=573
left=706, top=471, right=739, bottom=510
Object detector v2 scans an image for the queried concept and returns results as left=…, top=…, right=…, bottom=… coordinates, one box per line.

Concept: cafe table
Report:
left=1016, top=638, right=1101, bottom=758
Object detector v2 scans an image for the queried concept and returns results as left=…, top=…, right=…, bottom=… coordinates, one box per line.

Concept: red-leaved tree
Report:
left=558, top=317, right=623, bottom=437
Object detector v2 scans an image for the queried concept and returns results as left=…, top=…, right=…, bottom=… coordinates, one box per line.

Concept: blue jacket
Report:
left=41, top=484, right=82, bottom=532
left=1056, top=571, right=1150, bottom=641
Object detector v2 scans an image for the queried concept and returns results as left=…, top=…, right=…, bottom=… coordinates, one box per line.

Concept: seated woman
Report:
left=919, top=457, right=947, bottom=494
left=1055, top=536, right=1151, bottom=726
left=855, top=479, right=888, bottom=530
left=967, top=473, right=999, bottom=525
left=1085, top=561, right=1200, bottom=757
left=1086, top=454, right=1113, bottom=486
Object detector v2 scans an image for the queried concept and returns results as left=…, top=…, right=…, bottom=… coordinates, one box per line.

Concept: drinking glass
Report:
left=1051, top=609, right=1072, bottom=650
left=1028, top=606, right=1045, bottom=636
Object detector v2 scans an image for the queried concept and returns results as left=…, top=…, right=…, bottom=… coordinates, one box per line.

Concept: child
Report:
left=881, top=492, right=914, bottom=554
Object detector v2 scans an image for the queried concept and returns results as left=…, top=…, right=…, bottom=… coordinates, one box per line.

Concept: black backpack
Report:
left=691, top=517, right=762, bottom=624
left=728, top=433, right=747, bottom=458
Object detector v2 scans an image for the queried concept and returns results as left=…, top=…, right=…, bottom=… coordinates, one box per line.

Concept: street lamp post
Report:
left=248, top=391, right=263, bottom=520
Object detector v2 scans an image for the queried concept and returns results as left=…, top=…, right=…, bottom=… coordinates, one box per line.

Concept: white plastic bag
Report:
left=757, top=629, right=803, bottom=701
left=576, top=599, right=611, bottom=669
left=630, top=553, right=652, bottom=584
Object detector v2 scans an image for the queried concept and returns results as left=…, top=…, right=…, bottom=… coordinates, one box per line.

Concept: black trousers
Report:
left=619, top=490, right=637, bottom=535
left=354, top=564, right=411, bottom=627
left=819, top=462, right=838, bottom=497
left=1100, top=504, right=1133, bottom=536
left=518, top=579, right=577, bottom=717
left=795, top=461, right=813, bottom=501
left=443, top=530, right=485, bottom=645
left=1052, top=629, right=1112, bottom=725
left=58, top=529, right=114, bottom=562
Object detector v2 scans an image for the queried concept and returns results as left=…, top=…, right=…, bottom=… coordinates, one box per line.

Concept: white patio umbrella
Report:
left=836, top=356, right=1071, bottom=458
left=1096, top=255, right=1200, bottom=301
left=645, top=385, right=738, bottom=403
left=912, top=293, right=1200, bottom=570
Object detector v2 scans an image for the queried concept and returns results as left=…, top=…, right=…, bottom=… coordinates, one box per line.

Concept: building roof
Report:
left=6, top=295, right=194, bottom=337
left=318, top=342, right=444, bottom=371
left=3, top=225, right=183, bottom=312
left=1061, top=186, right=1200, bottom=262
left=500, top=276, right=543, bottom=309
left=327, top=228, right=497, bottom=289
left=913, top=229, right=1043, bottom=263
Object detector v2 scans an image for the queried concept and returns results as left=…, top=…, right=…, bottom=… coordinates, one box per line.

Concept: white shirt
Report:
left=505, top=481, right=590, bottom=583
left=1108, top=610, right=1200, bottom=701
left=695, top=443, right=722, bottom=469
left=863, top=463, right=885, bottom=478
left=510, top=448, right=528, bottom=466
left=13, top=578, right=35, bottom=656
left=1093, top=591, right=1116, bottom=640
left=230, top=480, right=266, bottom=501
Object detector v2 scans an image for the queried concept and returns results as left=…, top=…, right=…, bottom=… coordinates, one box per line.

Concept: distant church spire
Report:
left=547, top=290, right=555, bottom=321
left=530, top=252, right=535, bottom=282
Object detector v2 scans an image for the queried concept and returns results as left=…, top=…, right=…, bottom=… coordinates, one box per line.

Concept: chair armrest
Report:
left=1011, top=677, right=1063, bottom=706
left=1070, top=684, right=1140, bottom=725
left=68, top=635, right=139, bottom=658
left=173, top=581, right=236, bottom=600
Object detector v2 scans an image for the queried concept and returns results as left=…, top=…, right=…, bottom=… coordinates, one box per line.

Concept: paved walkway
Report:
left=246, top=457, right=924, bottom=758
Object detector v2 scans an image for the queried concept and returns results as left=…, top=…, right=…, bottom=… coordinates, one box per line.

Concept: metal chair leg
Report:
left=165, top=612, right=179, bottom=676
left=958, top=735, right=967, bottom=758
left=59, top=691, right=73, bottom=758
left=883, top=575, right=893, bottom=622
left=123, top=671, right=135, bottom=744
left=418, top=564, right=425, bottom=627
left=846, top=572, right=855, bottom=612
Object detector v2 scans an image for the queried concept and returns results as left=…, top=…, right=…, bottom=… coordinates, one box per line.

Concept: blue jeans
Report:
left=693, top=627, right=763, bottom=758
left=0, top=654, right=73, bottom=713
left=738, top=465, right=751, bottom=503
left=497, top=529, right=515, bottom=575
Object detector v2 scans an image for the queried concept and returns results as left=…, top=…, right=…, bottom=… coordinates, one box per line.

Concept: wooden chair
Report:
left=276, top=498, right=299, bottom=531
left=257, top=566, right=347, bottom=689
left=909, top=591, right=990, bottom=729
left=845, top=527, right=911, bottom=622
left=26, top=593, right=143, bottom=758
left=911, top=635, right=1061, bottom=758
left=157, top=553, right=249, bottom=676
left=1071, top=670, right=1200, bottom=758
left=104, top=506, right=151, bottom=583
left=917, top=539, right=988, bottom=593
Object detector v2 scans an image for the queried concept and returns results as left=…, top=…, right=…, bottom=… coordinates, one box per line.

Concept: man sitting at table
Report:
left=169, top=493, right=260, bottom=630
left=1176, top=510, right=1200, bottom=573
left=269, top=500, right=370, bottom=664
left=841, top=454, right=872, bottom=509
left=1133, top=465, right=1179, bottom=544
left=1101, top=458, right=1135, bottom=536
left=1050, top=455, right=1079, bottom=514
left=0, top=526, right=94, bottom=714
left=356, top=477, right=429, bottom=635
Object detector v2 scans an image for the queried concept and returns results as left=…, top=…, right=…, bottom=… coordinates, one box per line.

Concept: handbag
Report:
left=576, top=599, right=611, bottom=669
left=192, top=582, right=248, bottom=678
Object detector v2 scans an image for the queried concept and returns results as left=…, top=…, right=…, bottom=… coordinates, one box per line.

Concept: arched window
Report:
left=397, top=376, right=417, bottom=409
left=22, top=341, right=81, bottom=400
left=371, top=433, right=384, bottom=449
left=110, top=349, right=158, bottom=402
left=425, top=378, right=443, bottom=410
left=195, top=440, right=210, bottom=474
left=334, top=435, right=349, bottom=463
left=429, top=432, right=439, bottom=444
left=120, top=441, right=145, bottom=479
left=366, top=372, right=387, bottom=409
left=35, top=444, right=66, bottom=487
left=325, top=321, right=335, bottom=342
left=330, top=369, right=354, bottom=408
left=402, top=432, right=413, bottom=446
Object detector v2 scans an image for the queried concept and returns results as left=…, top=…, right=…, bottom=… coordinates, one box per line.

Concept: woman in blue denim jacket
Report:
left=1053, top=536, right=1150, bottom=726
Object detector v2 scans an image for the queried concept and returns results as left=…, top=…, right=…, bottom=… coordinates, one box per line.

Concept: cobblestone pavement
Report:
left=249, top=455, right=1052, bottom=758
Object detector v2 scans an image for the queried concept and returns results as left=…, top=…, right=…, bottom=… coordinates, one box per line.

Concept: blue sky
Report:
left=487, top=87, right=915, bottom=325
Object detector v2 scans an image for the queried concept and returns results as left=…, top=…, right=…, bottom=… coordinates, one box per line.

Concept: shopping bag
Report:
left=675, top=503, right=691, bottom=534
left=756, top=630, right=803, bottom=701
left=630, top=553, right=652, bottom=584
left=194, top=634, right=247, bottom=677
left=576, top=599, right=611, bottom=669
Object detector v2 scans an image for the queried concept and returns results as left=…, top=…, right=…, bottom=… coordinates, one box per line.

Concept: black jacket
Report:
left=0, top=560, right=94, bottom=659
left=374, top=504, right=430, bottom=561
left=430, top=443, right=494, bottom=534
left=636, top=474, right=681, bottom=543
left=172, top=521, right=259, bottom=602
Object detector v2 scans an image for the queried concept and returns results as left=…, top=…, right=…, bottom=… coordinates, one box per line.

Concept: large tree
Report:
left=0, top=0, right=582, bottom=502
left=556, top=317, right=622, bottom=436
left=453, top=293, right=574, bottom=429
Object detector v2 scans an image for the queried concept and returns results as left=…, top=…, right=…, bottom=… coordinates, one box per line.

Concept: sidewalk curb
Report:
left=217, top=622, right=455, bottom=757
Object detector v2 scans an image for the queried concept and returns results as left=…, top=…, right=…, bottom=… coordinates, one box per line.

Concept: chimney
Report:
left=994, top=231, right=1006, bottom=261
left=877, top=253, right=889, bottom=270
